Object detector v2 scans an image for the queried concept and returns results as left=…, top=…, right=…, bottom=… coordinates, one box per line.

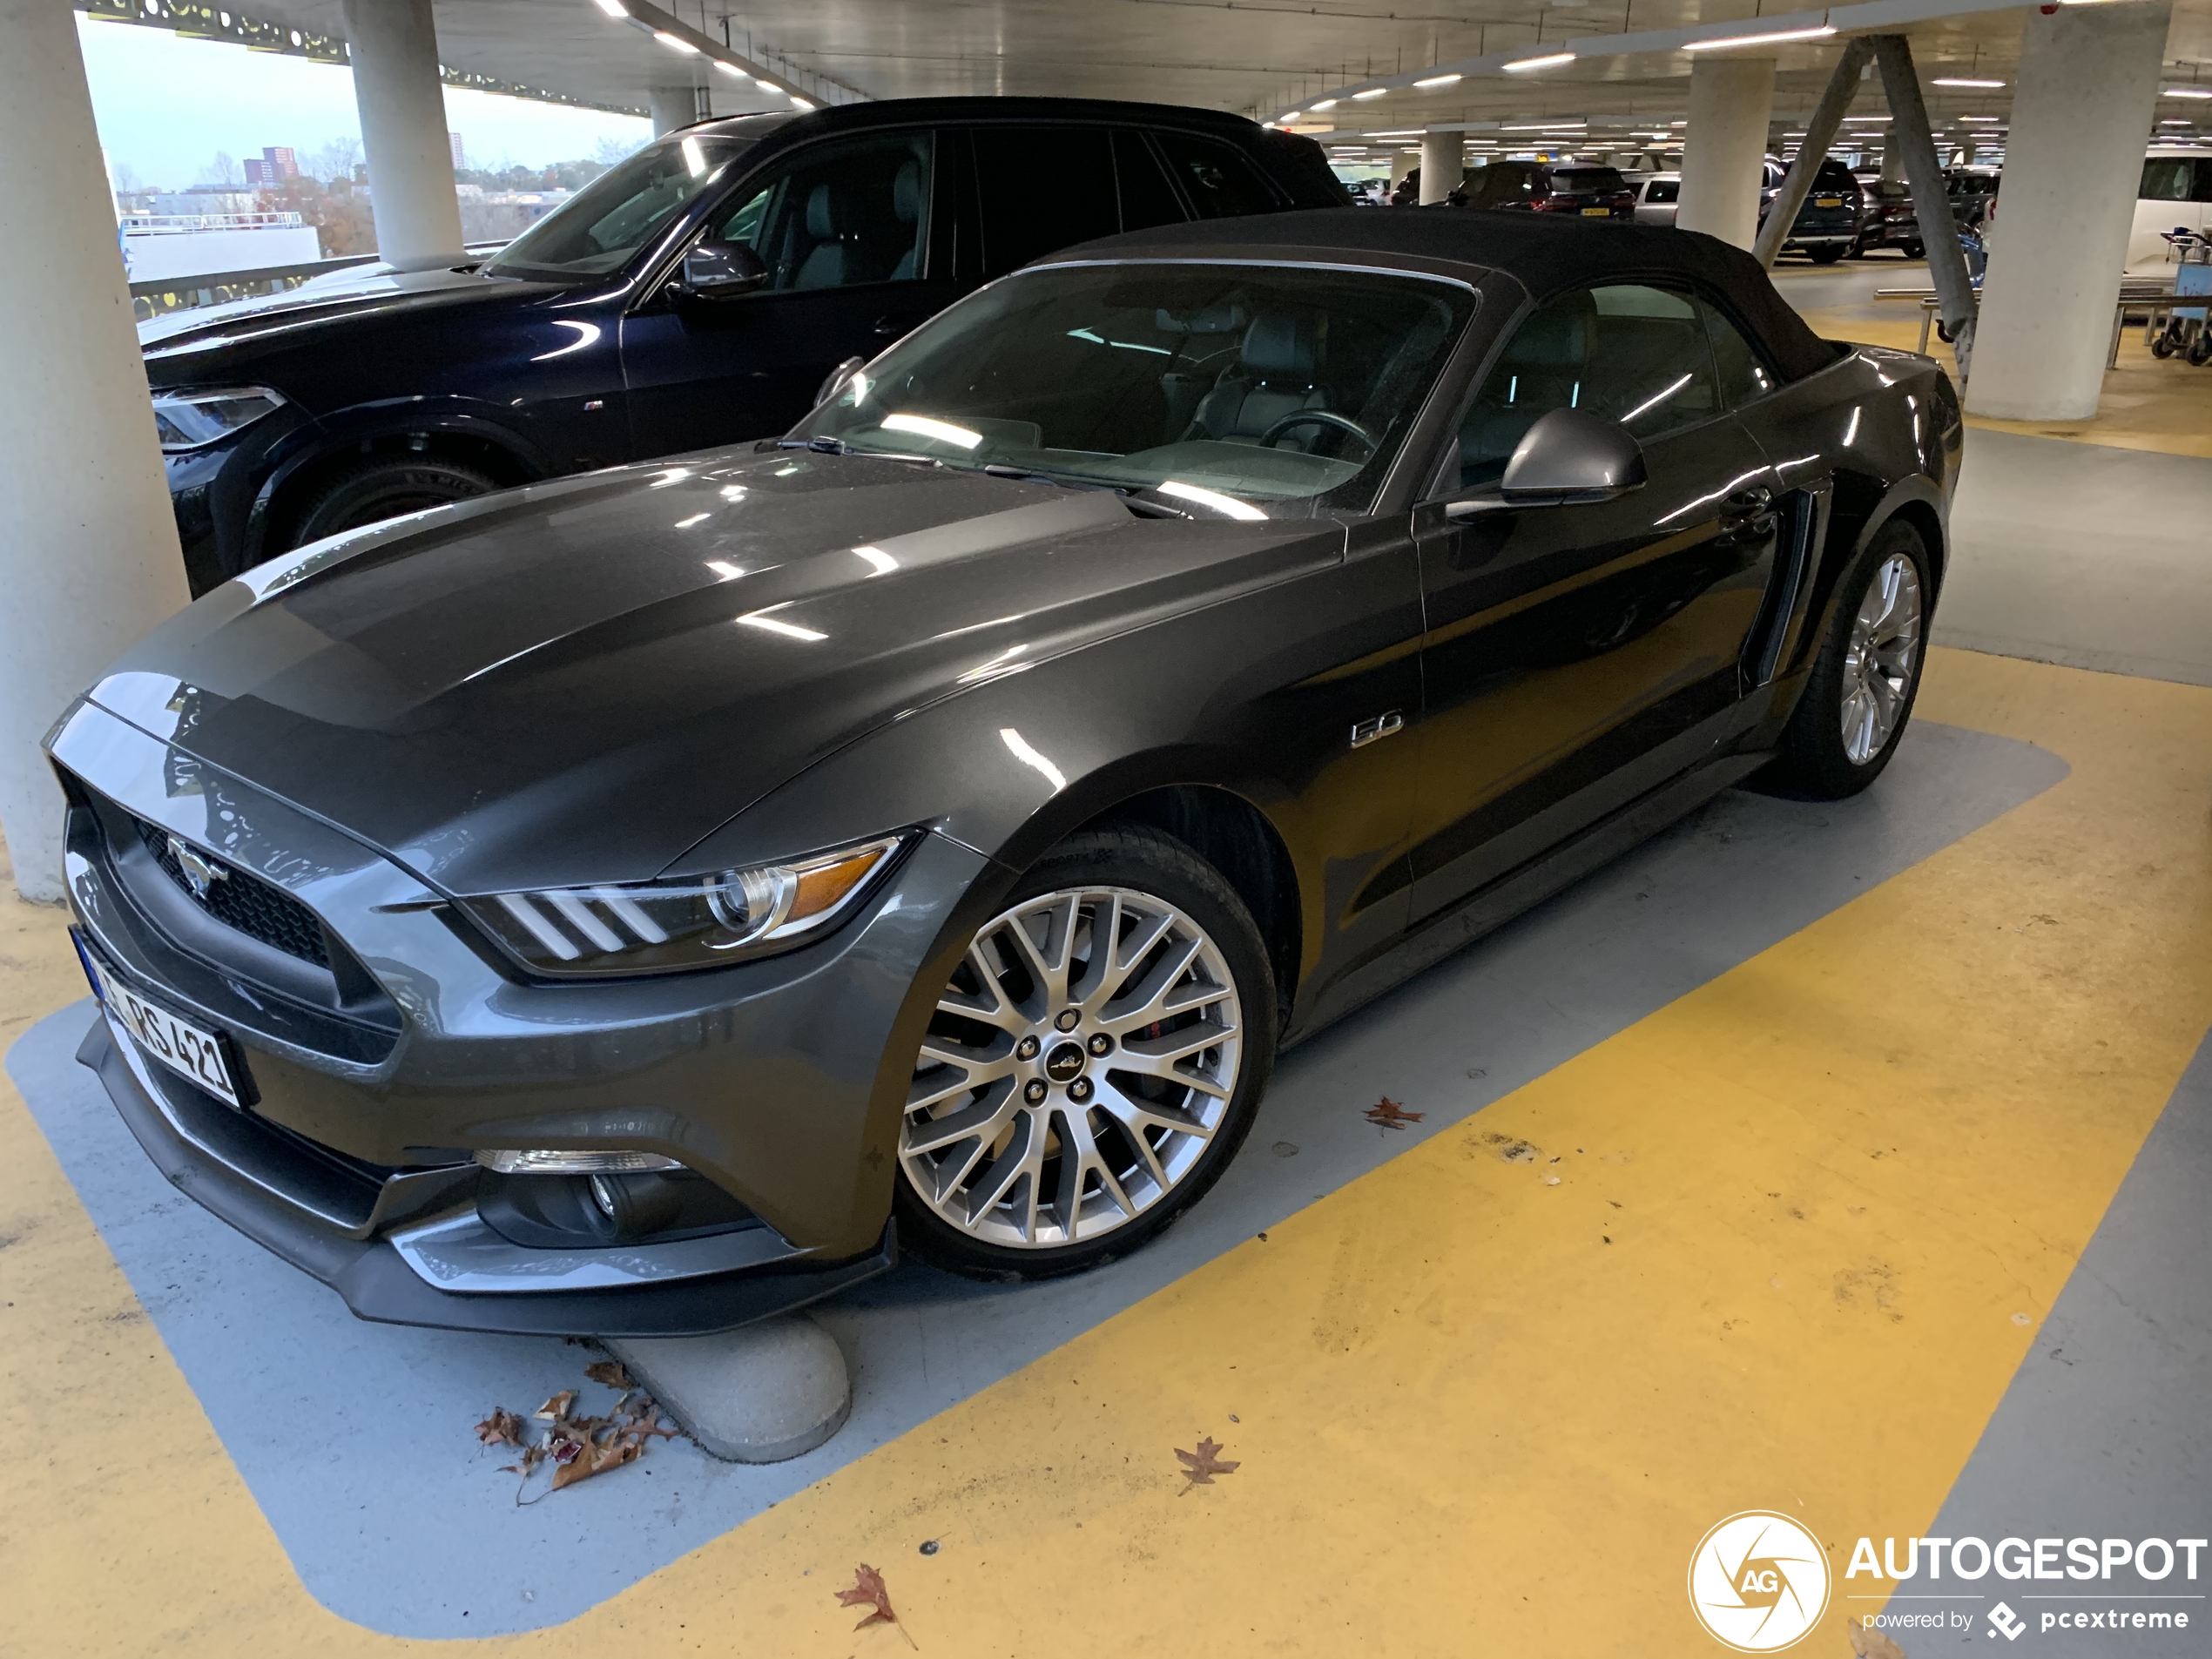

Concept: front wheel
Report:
left=1760, top=522, right=1931, bottom=799
left=894, top=826, right=1275, bottom=1280
left=1809, top=244, right=1846, bottom=266
left=287, top=455, right=499, bottom=550
left=2188, top=331, right=2212, bottom=368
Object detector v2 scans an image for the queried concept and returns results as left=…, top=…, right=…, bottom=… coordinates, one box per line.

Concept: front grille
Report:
left=135, top=819, right=331, bottom=968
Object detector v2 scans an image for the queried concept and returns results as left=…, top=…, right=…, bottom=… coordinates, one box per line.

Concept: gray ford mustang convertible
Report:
left=51, top=209, right=1957, bottom=1334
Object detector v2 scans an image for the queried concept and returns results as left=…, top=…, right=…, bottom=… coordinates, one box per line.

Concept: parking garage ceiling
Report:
left=86, top=0, right=2212, bottom=131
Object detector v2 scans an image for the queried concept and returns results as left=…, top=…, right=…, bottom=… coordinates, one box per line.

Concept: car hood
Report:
left=86, top=450, right=1339, bottom=894
left=138, top=264, right=563, bottom=361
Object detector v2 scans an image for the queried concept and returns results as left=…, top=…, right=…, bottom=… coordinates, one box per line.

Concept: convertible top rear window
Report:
left=792, top=261, right=1474, bottom=516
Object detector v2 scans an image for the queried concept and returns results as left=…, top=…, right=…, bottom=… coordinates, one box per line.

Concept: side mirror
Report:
left=1498, top=407, right=1647, bottom=505
left=676, top=239, right=768, bottom=301
left=814, top=354, right=867, bottom=408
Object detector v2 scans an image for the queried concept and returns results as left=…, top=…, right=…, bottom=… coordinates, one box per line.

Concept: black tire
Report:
left=2151, top=332, right=2178, bottom=360
left=1903, top=240, right=1925, bottom=260
left=1759, top=520, right=1932, bottom=800
left=2188, top=332, right=2212, bottom=368
left=893, top=824, right=1277, bottom=1281
left=1809, top=244, right=1846, bottom=266
left=287, top=455, right=499, bottom=549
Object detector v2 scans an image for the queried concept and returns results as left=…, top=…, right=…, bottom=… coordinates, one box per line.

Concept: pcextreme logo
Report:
left=1689, top=1511, right=1833, bottom=1652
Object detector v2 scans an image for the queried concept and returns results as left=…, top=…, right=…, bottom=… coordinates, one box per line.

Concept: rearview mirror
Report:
left=1498, top=407, right=1647, bottom=505
left=676, top=240, right=768, bottom=301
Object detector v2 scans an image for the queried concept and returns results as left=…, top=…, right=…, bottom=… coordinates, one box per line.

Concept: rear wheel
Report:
left=287, top=455, right=498, bottom=550
left=1761, top=521, right=1931, bottom=799
left=1809, top=244, right=1846, bottom=265
left=2188, top=330, right=2212, bottom=368
left=894, top=826, right=1275, bottom=1280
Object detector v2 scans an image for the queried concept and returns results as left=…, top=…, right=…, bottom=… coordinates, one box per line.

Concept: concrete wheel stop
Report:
left=606, top=1316, right=851, bottom=1464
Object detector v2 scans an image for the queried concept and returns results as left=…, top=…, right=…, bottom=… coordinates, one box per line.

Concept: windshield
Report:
left=485, top=134, right=755, bottom=280
left=791, top=262, right=1473, bottom=517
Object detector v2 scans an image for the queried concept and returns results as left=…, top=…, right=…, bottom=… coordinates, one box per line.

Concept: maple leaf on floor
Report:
left=836, top=1565, right=919, bottom=1648
left=1364, top=1096, right=1425, bottom=1130
left=533, top=1390, right=578, bottom=1423
left=475, top=1406, right=525, bottom=1447
left=1175, top=1436, right=1240, bottom=1492
left=583, top=1359, right=633, bottom=1391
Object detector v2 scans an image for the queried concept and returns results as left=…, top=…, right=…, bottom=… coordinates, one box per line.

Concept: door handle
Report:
left=1722, top=485, right=1774, bottom=519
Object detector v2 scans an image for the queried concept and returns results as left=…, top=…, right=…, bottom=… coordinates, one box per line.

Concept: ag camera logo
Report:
left=1689, top=1511, right=1833, bottom=1651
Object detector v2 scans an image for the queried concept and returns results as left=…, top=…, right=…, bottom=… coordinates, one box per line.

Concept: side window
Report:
left=1453, top=282, right=1722, bottom=489
left=971, top=125, right=1121, bottom=273
left=1154, top=132, right=1280, bottom=219
left=1114, top=131, right=1187, bottom=233
left=1697, top=297, right=1777, bottom=407
left=2140, top=158, right=2196, bottom=202
left=1645, top=179, right=1680, bottom=204
left=712, top=132, right=931, bottom=292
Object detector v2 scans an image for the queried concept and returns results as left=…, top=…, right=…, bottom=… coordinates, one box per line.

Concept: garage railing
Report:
left=129, top=243, right=511, bottom=323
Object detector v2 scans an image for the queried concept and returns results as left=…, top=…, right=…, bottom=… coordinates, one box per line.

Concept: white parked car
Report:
left=1629, top=171, right=1680, bottom=226
left=2128, top=147, right=2212, bottom=274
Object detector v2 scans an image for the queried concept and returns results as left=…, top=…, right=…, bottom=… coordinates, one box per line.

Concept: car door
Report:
left=964, top=124, right=1187, bottom=275
left=1405, top=280, right=1781, bottom=921
left=619, top=128, right=957, bottom=457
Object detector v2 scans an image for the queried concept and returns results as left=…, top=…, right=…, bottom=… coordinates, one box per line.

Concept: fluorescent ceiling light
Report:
left=790, top=94, right=814, bottom=109
left=1352, top=87, right=1387, bottom=100
left=712, top=60, right=747, bottom=78
left=1502, top=121, right=1585, bottom=131
left=756, top=76, right=779, bottom=90
left=1843, top=116, right=1891, bottom=123
left=1932, top=77, right=2004, bottom=87
left=2161, top=118, right=2195, bottom=125
left=1503, top=52, right=1575, bottom=72
left=1959, top=115, right=2000, bottom=123
left=1685, top=24, right=1835, bottom=50
left=590, top=0, right=625, bottom=14
left=1312, top=98, right=1339, bottom=111
left=2164, top=86, right=2212, bottom=99
left=1414, top=73, right=1463, bottom=88
left=652, top=29, right=698, bottom=52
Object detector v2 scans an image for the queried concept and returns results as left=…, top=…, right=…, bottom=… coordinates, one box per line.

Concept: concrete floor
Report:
left=3, top=268, right=2209, bottom=1656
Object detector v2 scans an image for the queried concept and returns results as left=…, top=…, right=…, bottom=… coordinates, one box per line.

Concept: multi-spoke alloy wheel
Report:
left=1838, top=550, right=1924, bottom=765
left=1761, top=520, right=1932, bottom=801
left=900, top=871, right=1255, bottom=1264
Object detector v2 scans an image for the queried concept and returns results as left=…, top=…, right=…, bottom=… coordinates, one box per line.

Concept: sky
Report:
left=78, top=14, right=652, bottom=190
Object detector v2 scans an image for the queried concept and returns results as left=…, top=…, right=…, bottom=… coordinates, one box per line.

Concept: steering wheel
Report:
left=1256, top=409, right=1378, bottom=455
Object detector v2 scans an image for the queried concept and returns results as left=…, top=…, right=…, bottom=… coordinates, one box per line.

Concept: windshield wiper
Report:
left=772, top=437, right=940, bottom=466
left=973, top=462, right=1192, bottom=517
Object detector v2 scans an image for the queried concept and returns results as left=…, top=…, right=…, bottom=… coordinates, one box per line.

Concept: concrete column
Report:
left=1755, top=37, right=1872, bottom=269
left=1966, top=1, right=2172, bottom=421
left=1676, top=55, right=1776, bottom=249
left=341, top=0, right=465, bottom=270
left=1879, top=125, right=1904, bottom=184
left=651, top=86, right=703, bottom=138
left=1418, top=131, right=1461, bottom=206
left=0, top=0, right=190, bottom=901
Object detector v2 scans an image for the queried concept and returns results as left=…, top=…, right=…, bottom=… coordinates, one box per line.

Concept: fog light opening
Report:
left=588, top=1174, right=619, bottom=1218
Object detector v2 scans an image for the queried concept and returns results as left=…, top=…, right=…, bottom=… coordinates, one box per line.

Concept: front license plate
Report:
left=1581, top=206, right=1610, bottom=217
left=110, top=981, right=245, bottom=1109
left=1815, top=197, right=1843, bottom=208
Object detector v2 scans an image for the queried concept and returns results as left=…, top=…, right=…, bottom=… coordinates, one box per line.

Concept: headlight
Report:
left=462, top=833, right=907, bottom=976
left=151, top=386, right=287, bottom=452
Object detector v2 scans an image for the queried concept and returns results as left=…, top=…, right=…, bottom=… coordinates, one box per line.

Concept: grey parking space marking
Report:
left=1875, top=1026, right=2212, bottom=1658
left=7, top=720, right=2067, bottom=1637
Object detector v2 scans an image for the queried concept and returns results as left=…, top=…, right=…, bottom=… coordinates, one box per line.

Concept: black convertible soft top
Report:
left=1057, top=206, right=1841, bottom=384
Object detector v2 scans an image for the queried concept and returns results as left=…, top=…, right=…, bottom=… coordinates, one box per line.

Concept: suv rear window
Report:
left=1551, top=166, right=1627, bottom=193
left=1154, top=133, right=1281, bottom=219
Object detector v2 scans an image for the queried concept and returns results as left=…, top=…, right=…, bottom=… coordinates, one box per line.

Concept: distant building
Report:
left=449, top=132, right=465, bottom=170
left=242, top=146, right=300, bottom=185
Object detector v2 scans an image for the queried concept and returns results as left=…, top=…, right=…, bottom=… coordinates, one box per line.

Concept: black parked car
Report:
left=1853, top=173, right=1924, bottom=259
left=1452, top=159, right=1637, bottom=219
left=59, top=209, right=1956, bottom=1333
left=144, top=98, right=1346, bottom=594
left=1759, top=157, right=1863, bottom=262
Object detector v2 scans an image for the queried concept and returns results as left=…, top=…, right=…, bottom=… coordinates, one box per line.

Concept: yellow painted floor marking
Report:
left=1794, top=303, right=2212, bottom=462
left=4, top=646, right=2209, bottom=1656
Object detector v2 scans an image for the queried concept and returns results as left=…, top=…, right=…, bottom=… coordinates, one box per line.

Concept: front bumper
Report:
left=50, top=695, right=988, bottom=1335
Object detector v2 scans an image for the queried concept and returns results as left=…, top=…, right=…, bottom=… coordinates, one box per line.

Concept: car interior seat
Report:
left=1189, top=314, right=1330, bottom=448
left=793, top=185, right=849, bottom=289
left=1459, top=291, right=1593, bottom=485
left=887, top=160, right=923, bottom=281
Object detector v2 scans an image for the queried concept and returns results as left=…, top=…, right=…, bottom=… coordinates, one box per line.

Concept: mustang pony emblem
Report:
left=166, top=836, right=229, bottom=900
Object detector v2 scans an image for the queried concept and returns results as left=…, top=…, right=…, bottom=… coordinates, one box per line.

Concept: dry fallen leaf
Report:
left=1175, top=1435, right=1240, bottom=1492
left=1364, top=1096, right=1425, bottom=1130
left=836, top=1564, right=919, bottom=1648
left=534, top=1390, right=577, bottom=1423
left=583, top=1359, right=634, bottom=1391
left=1847, top=1618, right=1908, bottom=1659
left=475, top=1407, right=525, bottom=1447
